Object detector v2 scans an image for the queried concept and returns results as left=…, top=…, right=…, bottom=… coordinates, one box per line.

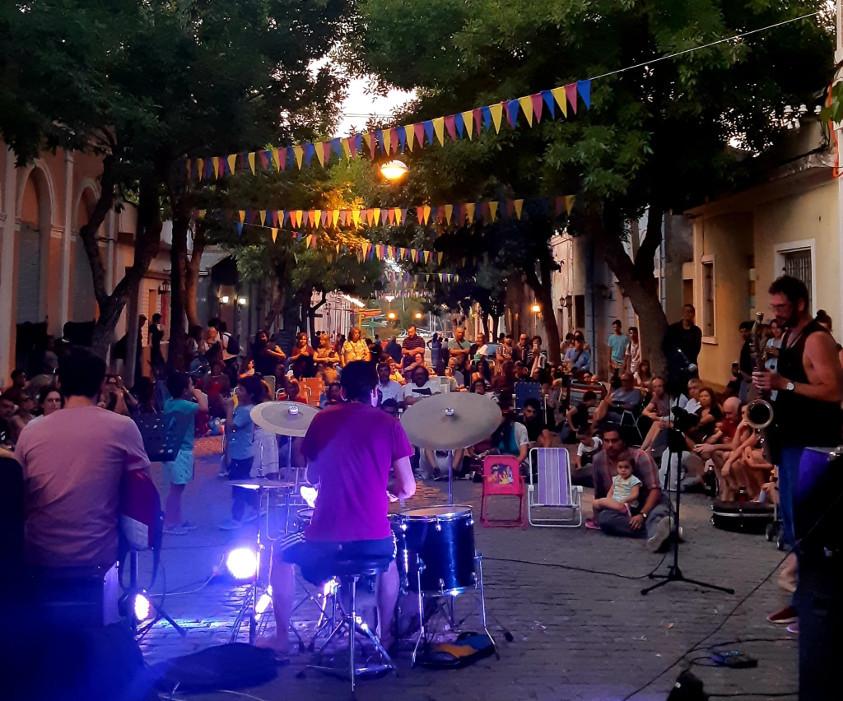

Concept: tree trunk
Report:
left=168, top=205, right=189, bottom=371
left=79, top=162, right=163, bottom=360
left=592, top=204, right=669, bottom=375
left=524, top=253, right=562, bottom=365
left=185, top=224, right=206, bottom=329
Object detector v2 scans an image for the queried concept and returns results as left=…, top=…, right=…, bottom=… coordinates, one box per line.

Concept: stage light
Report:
left=387, top=311, right=397, bottom=320
left=237, top=296, right=248, bottom=306
left=133, top=592, right=152, bottom=623
left=226, top=547, right=259, bottom=581
left=530, top=303, right=541, bottom=314
left=220, top=295, right=230, bottom=304
left=380, top=159, right=409, bottom=182
left=255, top=593, right=272, bottom=615
left=414, top=312, right=423, bottom=320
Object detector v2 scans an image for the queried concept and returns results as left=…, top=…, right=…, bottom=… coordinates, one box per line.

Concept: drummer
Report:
left=260, top=361, right=416, bottom=657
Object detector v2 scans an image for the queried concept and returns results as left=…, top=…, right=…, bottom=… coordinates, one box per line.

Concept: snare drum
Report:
left=391, top=505, right=477, bottom=595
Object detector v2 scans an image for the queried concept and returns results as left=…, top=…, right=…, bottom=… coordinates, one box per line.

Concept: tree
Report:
left=350, top=0, right=833, bottom=370
left=1, top=0, right=352, bottom=370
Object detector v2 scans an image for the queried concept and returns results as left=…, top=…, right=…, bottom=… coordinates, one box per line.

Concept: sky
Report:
left=333, top=76, right=414, bottom=137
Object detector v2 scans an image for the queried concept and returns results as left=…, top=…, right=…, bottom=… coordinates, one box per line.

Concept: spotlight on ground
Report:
left=255, top=593, right=272, bottom=615
left=133, top=592, right=153, bottom=623
left=226, top=547, right=259, bottom=581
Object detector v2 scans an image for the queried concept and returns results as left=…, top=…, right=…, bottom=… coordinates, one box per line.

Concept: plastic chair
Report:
left=528, top=448, right=583, bottom=527
left=480, top=455, right=526, bottom=528
left=299, top=377, right=324, bottom=407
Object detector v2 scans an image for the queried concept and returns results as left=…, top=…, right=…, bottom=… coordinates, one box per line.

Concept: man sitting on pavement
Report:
left=522, top=398, right=553, bottom=448
left=589, top=427, right=674, bottom=552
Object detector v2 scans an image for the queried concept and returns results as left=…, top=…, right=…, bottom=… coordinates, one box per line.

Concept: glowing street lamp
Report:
left=530, top=302, right=541, bottom=335
left=380, top=159, right=409, bottom=182
left=530, top=303, right=542, bottom=314
left=414, top=312, right=423, bottom=320
left=387, top=311, right=397, bottom=321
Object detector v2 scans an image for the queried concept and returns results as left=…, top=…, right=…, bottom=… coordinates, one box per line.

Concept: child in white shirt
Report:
left=592, top=458, right=642, bottom=520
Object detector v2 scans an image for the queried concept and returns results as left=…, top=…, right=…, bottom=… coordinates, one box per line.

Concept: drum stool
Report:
left=308, top=558, right=396, bottom=696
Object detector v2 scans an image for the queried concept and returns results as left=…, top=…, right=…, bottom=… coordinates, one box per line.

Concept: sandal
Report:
left=584, top=518, right=600, bottom=530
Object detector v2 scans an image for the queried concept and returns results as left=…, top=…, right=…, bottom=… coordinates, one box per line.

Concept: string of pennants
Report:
left=187, top=80, right=592, bottom=181
left=196, top=194, right=575, bottom=234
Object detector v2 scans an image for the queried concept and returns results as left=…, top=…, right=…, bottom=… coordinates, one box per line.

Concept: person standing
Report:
left=663, top=304, right=702, bottom=395
left=625, top=326, right=642, bottom=375
left=738, top=320, right=754, bottom=403
left=149, top=313, right=166, bottom=372
left=342, top=327, right=370, bottom=366
left=608, top=320, right=629, bottom=373
left=752, top=276, right=842, bottom=699
left=427, top=333, right=444, bottom=375
left=161, top=372, right=208, bottom=534
left=385, top=336, right=402, bottom=364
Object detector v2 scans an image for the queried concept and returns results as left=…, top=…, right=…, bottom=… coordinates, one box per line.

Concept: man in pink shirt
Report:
left=262, top=361, right=416, bottom=656
left=16, top=348, right=150, bottom=569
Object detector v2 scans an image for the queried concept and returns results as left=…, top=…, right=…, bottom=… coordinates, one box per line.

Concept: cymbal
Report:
left=400, top=391, right=502, bottom=450
left=250, top=400, right=318, bottom=437
left=228, top=478, right=295, bottom=491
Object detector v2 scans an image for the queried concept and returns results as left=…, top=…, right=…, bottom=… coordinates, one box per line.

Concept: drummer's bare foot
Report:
left=255, top=635, right=291, bottom=660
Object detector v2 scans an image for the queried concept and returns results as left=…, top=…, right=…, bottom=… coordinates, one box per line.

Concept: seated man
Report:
left=401, top=366, right=441, bottom=407
left=376, top=362, right=403, bottom=405
left=16, top=348, right=150, bottom=571
left=522, top=398, right=553, bottom=448
left=487, top=395, right=530, bottom=466
left=690, top=396, right=741, bottom=489
left=561, top=390, right=598, bottom=443
left=639, top=376, right=671, bottom=454
left=592, top=372, right=643, bottom=427
left=262, top=362, right=416, bottom=656
left=564, top=333, right=591, bottom=377
left=590, top=427, right=674, bottom=552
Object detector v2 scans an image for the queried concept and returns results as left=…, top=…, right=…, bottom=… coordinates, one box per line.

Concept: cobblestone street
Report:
left=139, top=447, right=797, bottom=701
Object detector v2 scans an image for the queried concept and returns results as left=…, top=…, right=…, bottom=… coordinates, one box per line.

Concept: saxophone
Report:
left=746, top=311, right=774, bottom=433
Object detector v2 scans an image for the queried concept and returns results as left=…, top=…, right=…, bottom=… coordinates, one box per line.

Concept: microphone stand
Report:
left=641, top=394, right=734, bottom=596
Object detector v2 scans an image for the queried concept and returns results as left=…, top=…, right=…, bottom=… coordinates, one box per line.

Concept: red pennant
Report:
left=416, top=207, right=425, bottom=225
left=388, top=127, right=399, bottom=153
left=346, top=136, right=357, bottom=157
left=565, top=83, right=578, bottom=114
left=413, top=122, right=425, bottom=148
left=473, top=108, right=483, bottom=135
left=366, top=132, right=377, bottom=159
left=444, top=115, right=458, bottom=141
left=386, top=209, right=395, bottom=225
left=531, top=93, right=544, bottom=123
left=322, top=142, right=332, bottom=165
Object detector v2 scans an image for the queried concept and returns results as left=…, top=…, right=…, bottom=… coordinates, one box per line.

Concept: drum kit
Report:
left=227, top=393, right=505, bottom=662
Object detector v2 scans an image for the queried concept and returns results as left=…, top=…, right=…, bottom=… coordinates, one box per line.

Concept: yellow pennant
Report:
left=213, top=157, right=222, bottom=179
left=258, top=210, right=265, bottom=226
left=332, top=210, right=340, bottom=228
left=373, top=208, right=381, bottom=226
left=313, top=210, right=322, bottom=227
left=518, top=96, right=534, bottom=126
left=489, top=103, right=504, bottom=133
left=564, top=195, right=576, bottom=214
left=513, top=199, right=525, bottom=219
left=293, top=145, right=304, bottom=169
left=443, top=204, right=454, bottom=224
left=382, top=129, right=392, bottom=154
left=422, top=205, right=432, bottom=225
left=437, top=252, right=444, bottom=265
left=196, top=158, right=204, bottom=180
left=314, top=142, right=326, bottom=167
left=404, top=125, right=415, bottom=151
left=551, top=87, right=568, bottom=118
left=277, top=210, right=284, bottom=226
left=341, top=138, right=352, bottom=158
left=394, top=208, right=403, bottom=225
left=461, top=110, right=474, bottom=139
left=248, top=152, right=256, bottom=174
left=488, top=201, right=499, bottom=220
left=465, top=202, right=476, bottom=222
left=295, top=210, right=304, bottom=228
left=432, top=117, right=446, bottom=146
left=227, top=154, right=237, bottom=175
left=423, top=251, right=431, bottom=264
left=237, top=210, right=246, bottom=223
left=351, top=209, right=361, bottom=227
left=273, top=148, right=283, bottom=170
left=271, top=228, right=278, bottom=243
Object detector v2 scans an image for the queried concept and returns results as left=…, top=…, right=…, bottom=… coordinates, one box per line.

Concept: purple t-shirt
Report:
left=302, top=402, right=412, bottom=542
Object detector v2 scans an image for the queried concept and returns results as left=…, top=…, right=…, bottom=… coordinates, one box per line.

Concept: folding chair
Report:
left=528, top=448, right=583, bottom=527
left=479, top=455, right=526, bottom=528
left=298, top=377, right=324, bottom=407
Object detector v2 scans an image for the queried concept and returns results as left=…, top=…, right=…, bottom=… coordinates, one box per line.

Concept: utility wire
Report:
left=589, top=11, right=822, bottom=81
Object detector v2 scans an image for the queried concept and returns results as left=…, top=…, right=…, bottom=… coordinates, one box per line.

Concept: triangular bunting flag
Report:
left=542, top=90, right=556, bottom=119
left=443, top=204, right=453, bottom=224
left=432, top=117, right=446, bottom=146
left=564, top=195, right=576, bottom=214
left=423, top=120, right=435, bottom=145
left=396, top=127, right=406, bottom=152
left=489, top=102, right=504, bottom=133
left=437, top=252, right=444, bottom=265
left=382, top=128, right=392, bottom=154
left=247, top=152, right=256, bottom=174
left=237, top=210, right=246, bottom=223
left=465, top=202, right=476, bottom=223
left=404, top=124, right=415, bottom=151
left=293, top=145, right=304, bottom=169
left=373, top=208, right=381, bottom=226
left=474, top=107, right=485, bottom=134
left=518, top=96, right=534, bottom=126
left=454, top=112, right=465, bottom=138
left=341, top=137, right=352, bottom=158
left=462, top=110, right=475, bottom=139
left=530, top=93, right=544, bottom=123
left=386, top=209, right=395, bottom=226
left=444, top=115, right=457, bottom=141
left=513, top=199, right=525, bottom=219
left=314, top=142, right=326, bottom=167
left=395, top=208, right=403, bottom=225
left=489, top=201, right=499, bottom=221
left=226, top=154, right=237, bottom=175
left=271, top=228, right=278, bottom=243
left=551, top=86, right=568, bottom=118
left=416, top=207, right=425, bottom=225
left=565, top=83, right=578, bottom=114
left=332, top=209, right=340, bottom=228
left=506, top=99, right=520, bottom=128
left=235, top=222, right=244, bottom=237
left=414, top=122, right=426, bottom=148
left=423, top=205, right=432, bottom=225
left=303, top=142, right=315, bottom=166
left=577, top=79, right=591, bottom=109
left=423, top=251, right=431, bottom=264
left=351, top=209, right=361, bottom=227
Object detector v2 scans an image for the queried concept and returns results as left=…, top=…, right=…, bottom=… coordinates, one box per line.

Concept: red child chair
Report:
left=480, top=455, right=527, bottom=528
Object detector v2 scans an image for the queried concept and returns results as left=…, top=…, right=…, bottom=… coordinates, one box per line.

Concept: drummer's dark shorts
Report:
left=276, top=533, right=396, bottom=585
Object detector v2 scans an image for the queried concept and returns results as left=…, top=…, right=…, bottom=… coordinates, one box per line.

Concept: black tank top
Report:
left=772, top=319, right=841, bottom=451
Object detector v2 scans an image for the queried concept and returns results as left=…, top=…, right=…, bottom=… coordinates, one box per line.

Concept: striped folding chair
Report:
left=528, top=447, right=583, bottom=527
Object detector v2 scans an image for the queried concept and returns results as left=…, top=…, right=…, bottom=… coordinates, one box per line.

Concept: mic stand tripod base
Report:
left=641, top=564, right=735, bottom=596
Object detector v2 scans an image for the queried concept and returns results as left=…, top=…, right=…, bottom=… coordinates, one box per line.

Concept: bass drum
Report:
left=711, top=499, right=773, bottom=535
left=391, top=505, right=477, bottom=595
